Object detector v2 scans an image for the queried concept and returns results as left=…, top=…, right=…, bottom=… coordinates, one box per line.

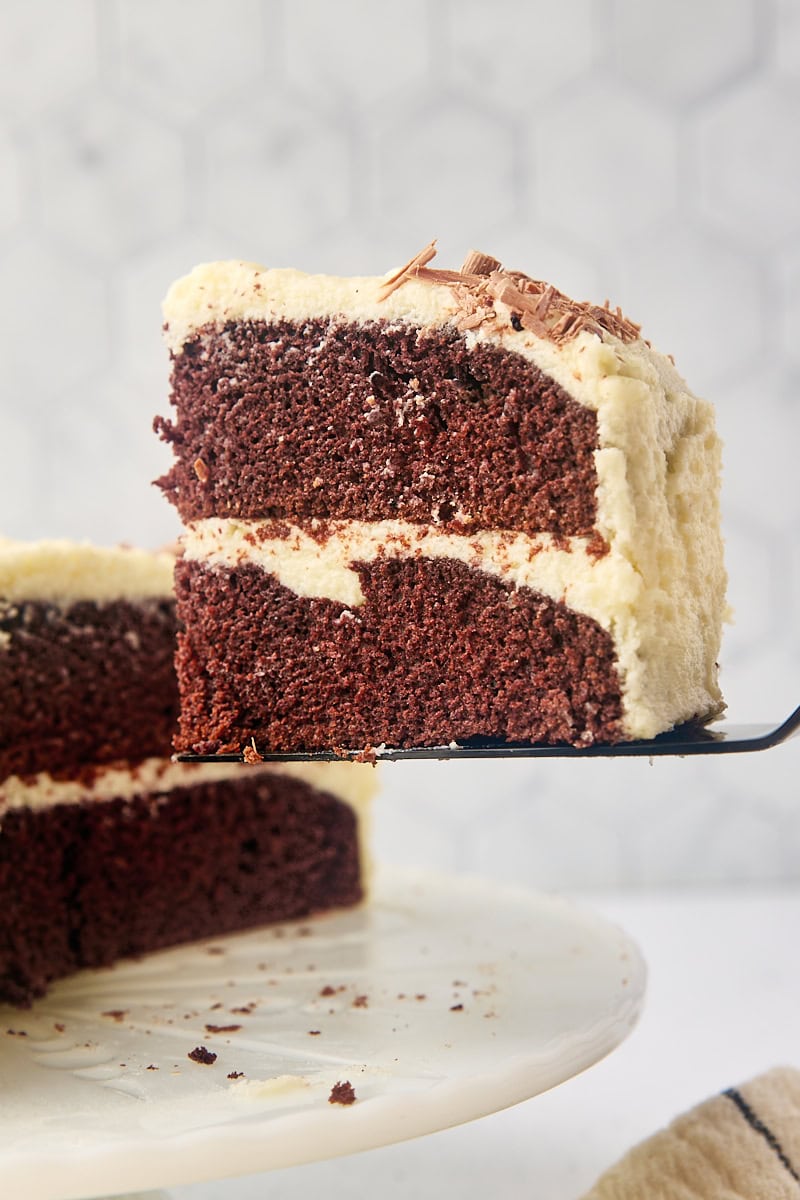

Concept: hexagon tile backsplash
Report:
left=0, top=1, right=798, bottom=887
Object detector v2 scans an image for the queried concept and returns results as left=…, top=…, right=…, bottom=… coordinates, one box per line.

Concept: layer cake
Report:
left=156, top=244, right=727, bottom=754
left=0, top=540, right=372, bottom=1006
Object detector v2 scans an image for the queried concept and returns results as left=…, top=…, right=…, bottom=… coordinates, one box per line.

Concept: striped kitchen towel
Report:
left=582, top=1067, right=800, bottom=1199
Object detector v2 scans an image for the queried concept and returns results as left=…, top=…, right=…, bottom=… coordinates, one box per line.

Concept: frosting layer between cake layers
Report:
left=159, top=254, right=727, bottom=749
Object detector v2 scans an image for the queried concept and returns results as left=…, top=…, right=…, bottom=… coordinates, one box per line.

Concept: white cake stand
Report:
left=0, top=867, right=645, bottom=1200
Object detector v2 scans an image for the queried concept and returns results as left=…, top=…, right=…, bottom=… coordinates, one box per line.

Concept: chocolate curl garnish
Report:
left=534, top=285, right=556, bottom=321
left=455, top=310, right=491, bottom=332
left=415, top=267, right=483, bottom=286
left=460, top=250, right=502, bottom=276
left=377, top=240, right=438, bottom=301
left=378, top=241, right=645, bottom=345
left=485, top=274, right=550, bottom=337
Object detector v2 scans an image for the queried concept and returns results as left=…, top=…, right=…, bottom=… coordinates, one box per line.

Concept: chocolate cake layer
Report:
left=173, top=556, right=624, bottom=753
left=0, top=597, right=178, bottom=780
left=0, top=772, right=362, bottom=1006
left=156, top=319, right=600, bottom=539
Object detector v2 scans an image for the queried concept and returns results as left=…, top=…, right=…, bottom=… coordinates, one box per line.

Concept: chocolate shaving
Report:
left=376, top=239, right=438, bottom=301
left=460, top=250, right=501, bottom=276
left=534, top=285, right=556, bottom=321
left=415, top=267, right=482, bottom=286
left=378, top=242, right=643, bottom=345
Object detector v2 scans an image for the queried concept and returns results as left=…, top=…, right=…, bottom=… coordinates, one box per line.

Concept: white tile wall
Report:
left=0, top=0, right=797, bottom=887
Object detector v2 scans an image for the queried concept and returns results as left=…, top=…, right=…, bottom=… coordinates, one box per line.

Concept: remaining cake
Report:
left=0, top=537, right=179, bottom=780
left=155, top=243, right=727, bottom=755
left=0, top=540, right=372, bottom=1007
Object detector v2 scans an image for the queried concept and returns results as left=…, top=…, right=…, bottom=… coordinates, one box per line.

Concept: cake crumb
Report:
left=328, top=1080, right=357, bottom=1105
left=352, top=994, right=368, bottom=1008
left=450, top=1003, right=464, bottom=1012
left=308, top=1029, right=321, bottom=1036
left=188, top=1046, right=217, bottom=1065
left=101, top=1010, right=128, bottom=1022
left=227, top=1070, right=245, bottom=1079
left=147, top=1064, right=158, bottom=1070
left=205, top=1023, right=241, bottom=1034
left=242, top=738, right=263, bottom=764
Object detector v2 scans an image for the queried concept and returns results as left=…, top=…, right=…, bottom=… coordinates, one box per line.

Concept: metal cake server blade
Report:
left=176, top=701, right=800, bottom=763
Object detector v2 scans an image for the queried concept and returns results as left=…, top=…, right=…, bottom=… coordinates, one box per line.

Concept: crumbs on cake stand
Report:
left=187, top=1045, right=217, bottom=1065
left=328, top=1080, right=357, bottom=1105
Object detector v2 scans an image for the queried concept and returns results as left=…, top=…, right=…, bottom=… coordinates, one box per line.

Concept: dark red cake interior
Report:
left=156, top=318, right=601, bottom=540
left=174, top=555, right=624, bottom=754
left=0, top=597, right=178, bottom=780
left=0, top=772, right=361, bottom=1006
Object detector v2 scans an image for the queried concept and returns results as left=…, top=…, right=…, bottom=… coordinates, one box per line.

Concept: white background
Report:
left=0, top=0, right=798, bottom=886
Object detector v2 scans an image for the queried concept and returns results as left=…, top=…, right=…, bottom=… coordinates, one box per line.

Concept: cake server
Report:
left=177, top=701, right=800, bottom=763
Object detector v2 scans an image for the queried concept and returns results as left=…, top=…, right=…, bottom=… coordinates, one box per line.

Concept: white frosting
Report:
left=163, top=259, right=727, bottom=740
left=0, top=539, right=174, bottom=604
left=162, top=262, right=462, bottom=356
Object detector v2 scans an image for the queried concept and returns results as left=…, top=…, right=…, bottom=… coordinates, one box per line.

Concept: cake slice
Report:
left=155, top=244, right=727, bottom=754
left=0, top=540, right=372, bottom=1006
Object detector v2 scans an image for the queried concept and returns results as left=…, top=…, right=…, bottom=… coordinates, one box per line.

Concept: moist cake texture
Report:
left=157, top=244, right=727, bottom=753
left=0, top=540, right=373, bottom=1006
left=1, top=758, right=370, bottom=1006
left=0, top=541, right=177, bottom=780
